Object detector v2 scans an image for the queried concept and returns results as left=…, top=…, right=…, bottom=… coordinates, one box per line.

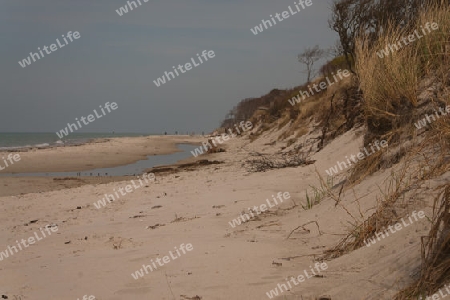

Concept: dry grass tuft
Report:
left=395, top=184, right=450, bottom=299
left=355, top=2, right=450, bottom=137
left=322, top=160, right=415, bottom=260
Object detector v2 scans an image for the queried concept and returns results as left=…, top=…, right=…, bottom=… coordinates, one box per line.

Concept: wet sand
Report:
left=0, top=135, right=204, bottom=197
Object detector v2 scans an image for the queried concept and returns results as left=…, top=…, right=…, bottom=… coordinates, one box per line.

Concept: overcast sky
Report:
left=0, top=0, right=337, bottom=134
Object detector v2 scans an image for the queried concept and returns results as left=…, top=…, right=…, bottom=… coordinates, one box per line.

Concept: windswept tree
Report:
left=328, top=0, right=373, bottom=72
left=298, top=45, right=326, bottom=83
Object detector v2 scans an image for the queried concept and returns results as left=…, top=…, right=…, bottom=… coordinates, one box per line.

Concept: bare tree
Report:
left=328, top=40, right=344, bottom=58
left=298, top=45, right=326, bottom=83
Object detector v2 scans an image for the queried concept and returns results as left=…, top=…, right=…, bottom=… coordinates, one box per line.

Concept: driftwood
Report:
left=244, top=151, right=315, bottom=172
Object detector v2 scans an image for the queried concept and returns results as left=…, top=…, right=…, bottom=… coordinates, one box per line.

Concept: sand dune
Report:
left=0, top=131, right=443, bottom=299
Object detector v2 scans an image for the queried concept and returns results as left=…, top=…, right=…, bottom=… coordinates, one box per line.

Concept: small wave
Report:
left=0, top=146, right=23, bottom=151
left=34, top=143, right=50, bottom=148
left=0, top=143, right=51, bottom=151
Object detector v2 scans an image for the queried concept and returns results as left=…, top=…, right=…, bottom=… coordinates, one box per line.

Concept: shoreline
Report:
left=0, top=135, right=204, bottom=174
left=0, top=135, right=206, bottom=197
left=0, top=132, right=149, bottom=152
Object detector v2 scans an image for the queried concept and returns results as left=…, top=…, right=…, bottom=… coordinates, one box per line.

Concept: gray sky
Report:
left=0, top=0, right=337, bottom=134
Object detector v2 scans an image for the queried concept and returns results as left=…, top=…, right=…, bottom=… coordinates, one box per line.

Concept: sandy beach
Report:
left=0, top=135, right=204, bottom=198
left=0, top=132, right=442, bottom=300
left=0, top=135, right=204, bottom=174
left=3, top=1, right=450, bottom=299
